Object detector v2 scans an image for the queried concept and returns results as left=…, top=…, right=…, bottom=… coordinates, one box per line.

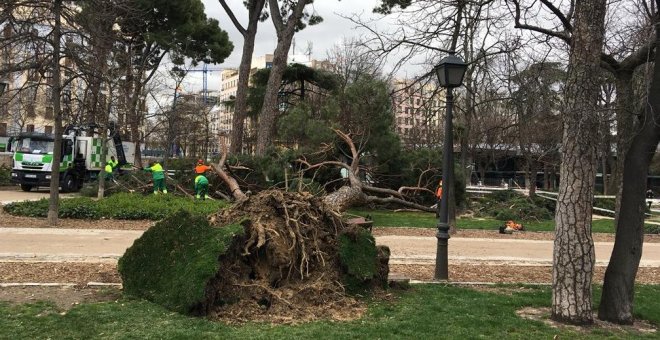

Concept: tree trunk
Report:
left=47, top=0, right=63, bottom=226
left=255, top=43, right=291, bottom=155
left=551, top=0, right=606, bottom=325
left=323, top=185, right=366, bottom=212
left=97, top=136, right=108, bottom=199
left=255, top=0, right=308, bottom=155
left=598, top=25, right=660, bottom=325
left=612, top=71, right=636, bottom=221
left=229, top=0, right=265, bottom=154
left=531, top=159, right=539, bottom=197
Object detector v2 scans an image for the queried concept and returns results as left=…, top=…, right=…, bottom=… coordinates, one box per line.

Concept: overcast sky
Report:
left=177, top=0, right=384, bottom=93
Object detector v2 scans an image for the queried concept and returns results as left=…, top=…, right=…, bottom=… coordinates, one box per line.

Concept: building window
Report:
left=26, top=124, right=35, bottom=132
left=44, top=106, right=54, bottom=119
left=45, top=125, right=53, bottom=134
left=27, top=104, right=36, bottom=118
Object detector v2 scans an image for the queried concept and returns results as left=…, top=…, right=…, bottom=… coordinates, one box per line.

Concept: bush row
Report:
left=473, top=190, right=554, bottom=221
left=3, top=193, right=227, bottom=220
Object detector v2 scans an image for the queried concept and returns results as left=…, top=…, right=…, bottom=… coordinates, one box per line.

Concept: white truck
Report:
left=10, top=123, right=135, bottom=192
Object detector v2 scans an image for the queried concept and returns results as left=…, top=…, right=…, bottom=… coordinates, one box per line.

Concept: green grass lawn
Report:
left=1, top=285, right=659, bottom=339
left=347, top=209, right=621, bottom=233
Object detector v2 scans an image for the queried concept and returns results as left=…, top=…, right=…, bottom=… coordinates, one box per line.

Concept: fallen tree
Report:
left=212, top=129, right=438, bottom=213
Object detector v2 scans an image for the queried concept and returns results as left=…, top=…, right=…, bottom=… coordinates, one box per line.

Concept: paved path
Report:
left=2, top=228, right=660, bottom=267
left=380, top=235, right=660, bottom=267
left=0, top=189, right=77, bottom=204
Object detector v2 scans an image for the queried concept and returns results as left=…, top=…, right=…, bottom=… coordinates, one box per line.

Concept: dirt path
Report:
left=3, top=228, right=660, bottom=269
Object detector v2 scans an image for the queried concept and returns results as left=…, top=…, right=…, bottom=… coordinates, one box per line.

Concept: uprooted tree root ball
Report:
left=206, top=190, right=389, bottom=323
left=119, top=190, right=389, bottom=324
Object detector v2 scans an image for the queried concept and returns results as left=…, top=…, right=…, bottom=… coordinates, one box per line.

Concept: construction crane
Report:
left=185, top=64, right=229, bottom=104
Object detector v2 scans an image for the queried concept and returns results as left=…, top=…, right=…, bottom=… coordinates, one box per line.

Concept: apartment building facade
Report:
left=391, top=79, right=445, bottom=148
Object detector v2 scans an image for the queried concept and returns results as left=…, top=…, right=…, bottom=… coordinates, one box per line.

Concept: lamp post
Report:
left=434, top=53, right=467, bottom=281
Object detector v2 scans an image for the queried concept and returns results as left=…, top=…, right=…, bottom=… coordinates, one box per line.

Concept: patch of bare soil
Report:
left=517, top=307, right=657, bottom=335
left=0, top=286, right=122, bottom=310
left=205, top=190, right=385, bottom=324
left=373, top=227, right=660, bottom=243
left=0, top=262, right=120, bottom=284
left=390, top=264, right=660, bottom=284
left=0, top=207, right=152, bottom=230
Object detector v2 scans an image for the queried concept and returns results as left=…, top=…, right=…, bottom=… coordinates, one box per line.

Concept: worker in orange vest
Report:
left=435, top=180, right=443, bottom=217
left=195, top=159, right=212, bottom=174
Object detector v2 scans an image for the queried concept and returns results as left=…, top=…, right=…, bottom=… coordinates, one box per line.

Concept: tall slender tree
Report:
left=599, top=0, right=660, bottom=323
left=254, top=0, right=319, bottom=155
left=218, top=0, right=267, bottom=154
left=47, top=0, right=64, bottom=226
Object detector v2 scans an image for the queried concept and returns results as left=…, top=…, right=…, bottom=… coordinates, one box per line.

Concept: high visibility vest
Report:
left=104, top=164, right=113, bottom=173
left=195, top=164, right=212, bottom=174
left=146, top=163, right=165, bottom=180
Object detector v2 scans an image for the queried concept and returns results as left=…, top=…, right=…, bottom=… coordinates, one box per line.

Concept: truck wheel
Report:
left=20, top=184, right=33, bottom=192
left=61, top=175, right=76, bottom=193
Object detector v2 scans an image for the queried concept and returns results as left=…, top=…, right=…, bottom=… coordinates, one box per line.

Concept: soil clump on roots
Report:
left=206, top=190, right=383, bottom=324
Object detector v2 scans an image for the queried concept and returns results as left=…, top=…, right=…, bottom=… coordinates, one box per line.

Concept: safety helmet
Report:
left=197, top=159, right=204, bottom=164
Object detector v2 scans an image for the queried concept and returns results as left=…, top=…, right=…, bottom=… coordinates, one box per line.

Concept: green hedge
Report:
left=118, top=210, right=243, bottom=314
left=3, top=193, right=227, bottom=220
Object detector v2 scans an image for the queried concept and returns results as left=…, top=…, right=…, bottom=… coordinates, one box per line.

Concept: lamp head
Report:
left=435, top=54, right=467, bottom=88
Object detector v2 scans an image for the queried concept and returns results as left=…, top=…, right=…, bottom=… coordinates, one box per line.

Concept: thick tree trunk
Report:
left=551, top=0, right=606, bottom=325
left=255, top=43, right=292, bottom=155
left=323, top=186, right=367, bottom=212
left=255, top=0, right=308, bottom=155
left=229, top=0, right=265, bottom=154
left=598, top=25, right=660, bottom=325
left=48, top=0, right=63, bottom=226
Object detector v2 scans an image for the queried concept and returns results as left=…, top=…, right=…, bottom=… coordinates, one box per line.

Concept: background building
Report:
left=391, top=79, right=444, bottom=148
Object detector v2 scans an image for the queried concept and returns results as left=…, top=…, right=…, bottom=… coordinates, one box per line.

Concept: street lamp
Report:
left=434, top=53, right=467, bottom=281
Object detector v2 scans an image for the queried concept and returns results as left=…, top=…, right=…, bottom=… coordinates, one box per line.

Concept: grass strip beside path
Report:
left=1, top=285, right=659, bottom=339
left=348, top=209, right=621, bottom=233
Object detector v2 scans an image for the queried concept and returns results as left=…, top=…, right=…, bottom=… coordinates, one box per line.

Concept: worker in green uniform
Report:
left=194, top=174, right=209, bottom=200
left=108, top=156, right=119, bottom=171
left=104, top=162, right=114, bottom=181
left=143, top=161, right=167, bottom=194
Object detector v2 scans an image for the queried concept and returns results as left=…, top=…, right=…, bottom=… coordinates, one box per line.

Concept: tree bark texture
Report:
left=612, top=72, right=636, bottom=222
left=323, top=185, right=367, bottom=212
left=598, top=25, right=660, bottom=325
left=255, top=0, right=308, bottom=155
left=551, top=0, right=606, bottom=325
left=48, top=0, right=63, bottom=226
left=228, top=0, right=265, bottom=154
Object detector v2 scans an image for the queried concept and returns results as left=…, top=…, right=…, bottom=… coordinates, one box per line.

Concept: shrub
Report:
left=3, top=198, right=49, bottom=217
left=118, top=211, right=243, bottom=314
left=78, top=184, right=99, bottom=198
left=645, top=224, right=660, bottom=234
left=60, top=198, right=102, bottom=219
left=3, top=193, right=227, bottom=220
left=474, top=190, right=553, bottom=221
left=0, top=165, right=12, bottom=186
